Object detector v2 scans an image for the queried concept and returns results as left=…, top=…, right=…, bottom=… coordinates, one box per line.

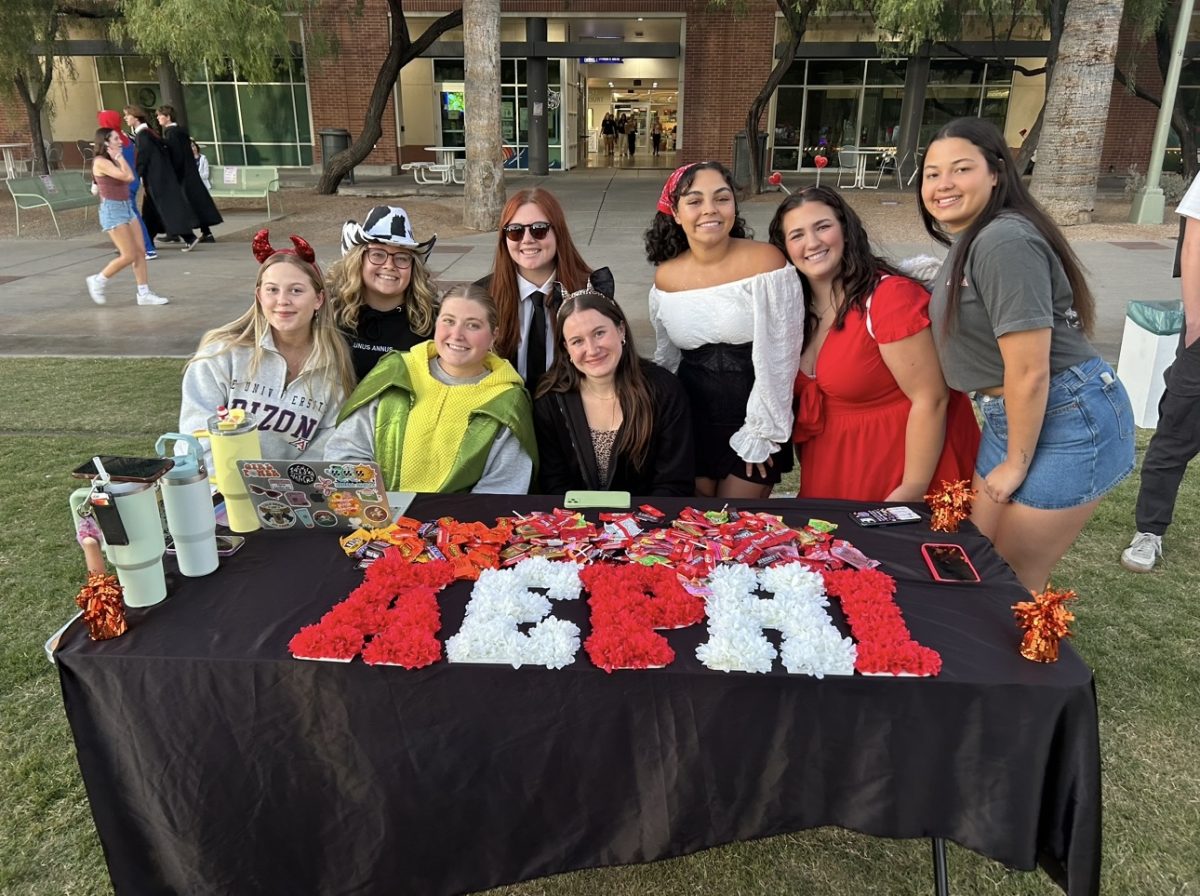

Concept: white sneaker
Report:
left=136, top=291, right=170, bottom=306
left=86, top=274, right=106, bottom=305
left=1121, top=532, right=1162, bottom=573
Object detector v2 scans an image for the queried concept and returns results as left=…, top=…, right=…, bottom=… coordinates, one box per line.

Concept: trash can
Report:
left=1116, top=299, right=1185, bottom=428
left=318, top=128, right=354, bottom=185
left=732, top=130, right=769, bottom=193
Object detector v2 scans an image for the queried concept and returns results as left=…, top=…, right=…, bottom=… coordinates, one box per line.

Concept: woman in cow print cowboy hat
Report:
left=327, top=205, right=439, bottom=380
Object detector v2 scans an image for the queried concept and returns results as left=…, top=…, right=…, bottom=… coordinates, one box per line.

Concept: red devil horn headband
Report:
left=252, top=228, right=317, bottom=265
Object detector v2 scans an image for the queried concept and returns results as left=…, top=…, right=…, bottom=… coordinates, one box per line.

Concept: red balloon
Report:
left=814, top=155, right=829, bottom=169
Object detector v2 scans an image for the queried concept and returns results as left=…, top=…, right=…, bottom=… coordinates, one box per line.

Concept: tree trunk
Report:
left=1015, top=0, right=1064, bottom=176
left=462, top=0, right=504, bottom=231
left=14, top=74, right=49, bottom=176
left=744, top=1, right=811, bottom=195
left=315, top=2, right=463, bottom=195
left=1030, top=0, right=1125, bottom=224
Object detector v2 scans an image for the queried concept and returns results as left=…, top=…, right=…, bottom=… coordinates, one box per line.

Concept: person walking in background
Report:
left=625, top=113, right=638, bottom=159
left=645, top=161, right=803, bottom=499
left=191, top=139, right=211, bottom=190
left=85, top=128, right=169, bottom=307
left=650, top=113, right=663, bottom=158
left=918, top=117, right=1133, bottom=592
left=1120, top=181, right=1200, bottom=572
left=123, top=105, right=196, bottom=249
left=601, top=112, right=617, bottom=159
left=96, top=109, right=155, bottom=260
left=617, top=114, right=628, bottom=158
left=157, top=105, right=222, bottom=248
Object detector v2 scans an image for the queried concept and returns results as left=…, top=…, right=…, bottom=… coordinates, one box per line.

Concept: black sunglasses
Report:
left=503, top=221, right=553, bottom=242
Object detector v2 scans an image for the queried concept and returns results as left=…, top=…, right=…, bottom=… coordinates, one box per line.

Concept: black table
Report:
left=56, top=495, right=1100, bottom=896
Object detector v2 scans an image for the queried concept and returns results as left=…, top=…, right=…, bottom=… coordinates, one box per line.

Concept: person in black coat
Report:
left=533, top=289, right=694, bottom=496
left=123, top=106, right=196, bottom=245
left=157, top=105, right=223, bottom=249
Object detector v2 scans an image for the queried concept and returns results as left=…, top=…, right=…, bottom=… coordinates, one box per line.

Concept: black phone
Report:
left=851, top=506, right=922, bottom=527
left=921, top=543, right=981, bottom=583
left=72, top=456, right=174, bottom=483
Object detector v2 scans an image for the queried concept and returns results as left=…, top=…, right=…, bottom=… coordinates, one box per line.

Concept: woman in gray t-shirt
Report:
left=917, top=117, right=1134, bottom=592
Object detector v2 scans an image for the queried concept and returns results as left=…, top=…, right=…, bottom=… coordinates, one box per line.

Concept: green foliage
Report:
left=0, top=0, right=58, bottom=92
left=112, top=0, right=335, bottom=83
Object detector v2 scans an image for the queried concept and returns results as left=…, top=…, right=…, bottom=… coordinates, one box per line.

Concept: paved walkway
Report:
left=0, top=168, right=1179, bottom=363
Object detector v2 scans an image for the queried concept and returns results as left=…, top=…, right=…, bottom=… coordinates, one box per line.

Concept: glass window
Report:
left=129, top=83, right=161, bottom=112
left=859, top=87, right=905, bottom=145
left=502, top=60, right=516, bottom=83
left=99, top=84, right=129, bottom=113
left=212, top=84, right=242, bottom=142
left=866, top=59, right=907, bottom=86
left=804, top=87, right=861, bottom=155
left=807, top=60, right=866, bottom=86
left=780, top=61, right=806, bottom=86
left=246, top=143, right=300, bottom=165
left=96, top=57, right=124, bottom=81
left=921, top=86, right=984, bottom=144
left=773, top=87, right=804, bottom=151
left=434, top=59, right=465, bottom=81
left=517, top=59, right=527, bottom=83
left=294, top=86, right=312, bottom=142
left=183, top=85, right=214, bottom=142
left=122, top=56, right=158, bottom=81
left=218, top=143, right=246, bottom=166
left=239, top=85, right=296, bottom=142
left=928, top=59, right=985, bottom=84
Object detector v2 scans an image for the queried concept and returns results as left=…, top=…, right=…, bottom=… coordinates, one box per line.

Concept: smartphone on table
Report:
left=921, top=543, right=981, bottom=583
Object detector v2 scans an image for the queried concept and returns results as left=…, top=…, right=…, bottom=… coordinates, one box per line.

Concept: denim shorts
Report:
left=99, top=198, right=136, bottom=232
left=974, top=357, right=1135, bottom=510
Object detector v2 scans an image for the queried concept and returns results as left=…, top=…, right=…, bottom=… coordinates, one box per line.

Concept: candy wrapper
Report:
left=1012, top=586, right=1076, bottom=663
left=926, top=479, right=975, bottom=533
left=75, top=573, right=127, bottom=641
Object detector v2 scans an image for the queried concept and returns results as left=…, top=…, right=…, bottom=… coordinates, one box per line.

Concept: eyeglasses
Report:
left=365, top=248, right=414, bottom=269
left=503, top=221, right=553, bottom=242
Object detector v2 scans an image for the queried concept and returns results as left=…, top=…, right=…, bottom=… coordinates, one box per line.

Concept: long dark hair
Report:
left=644, top=161, right=749, bottom=265
left=917, top=117, right=1095, bottom=335
left=768, top=186, right=901, bottom=345
left=489, top=188, right=594, bottom=359
left=536, top=290, right=655, bottom=471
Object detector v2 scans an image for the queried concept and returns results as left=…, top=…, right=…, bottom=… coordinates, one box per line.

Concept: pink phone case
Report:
left=921, top=543, right=981, bottom=583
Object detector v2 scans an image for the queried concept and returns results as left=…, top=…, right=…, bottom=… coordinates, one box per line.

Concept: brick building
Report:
left=0, top=1, right=1179, bottom=180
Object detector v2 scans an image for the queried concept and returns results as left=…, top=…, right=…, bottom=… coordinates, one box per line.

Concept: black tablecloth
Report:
left=56, top=495, right=1100, bottom=896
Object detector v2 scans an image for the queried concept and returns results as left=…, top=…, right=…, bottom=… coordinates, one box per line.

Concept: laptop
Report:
left=236, top=459, right=392, bottom=530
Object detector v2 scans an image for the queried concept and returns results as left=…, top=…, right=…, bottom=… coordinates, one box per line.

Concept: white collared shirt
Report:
left=516, top=272, right=557, bottom=380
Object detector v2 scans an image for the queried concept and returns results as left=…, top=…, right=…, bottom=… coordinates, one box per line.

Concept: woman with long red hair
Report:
left=477, top=188, right=612, bottom=388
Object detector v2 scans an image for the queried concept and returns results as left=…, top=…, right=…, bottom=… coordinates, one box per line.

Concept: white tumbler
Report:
left=157, top=433, right=219, bottom=577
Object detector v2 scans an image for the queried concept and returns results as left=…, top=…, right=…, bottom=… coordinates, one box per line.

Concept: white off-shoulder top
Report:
left=648, top=264, right=804, bottom=464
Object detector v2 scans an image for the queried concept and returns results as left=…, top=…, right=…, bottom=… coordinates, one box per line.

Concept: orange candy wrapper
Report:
left=75, top=572, right=128, bottom=641
left=925, top=479, right=975, bottom=533
left=1012, top=586, right=1077, bottom=663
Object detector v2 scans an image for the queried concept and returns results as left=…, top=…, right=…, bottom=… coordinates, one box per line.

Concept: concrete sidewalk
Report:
left=0, top=168, right=1180, bottom=362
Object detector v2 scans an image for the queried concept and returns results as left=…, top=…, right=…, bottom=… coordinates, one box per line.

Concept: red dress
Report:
left=793, top=276, right=980, bottom=501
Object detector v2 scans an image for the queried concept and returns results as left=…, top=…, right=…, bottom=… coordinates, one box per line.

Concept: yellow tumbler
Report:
left=205, top=411, right=262, bottom=533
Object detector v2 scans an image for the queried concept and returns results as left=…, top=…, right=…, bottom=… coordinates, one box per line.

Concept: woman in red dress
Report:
left=768, top=186, right=980, bottom=501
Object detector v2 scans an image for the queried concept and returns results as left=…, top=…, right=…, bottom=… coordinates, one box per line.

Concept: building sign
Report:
left=580, top=57, right=623, bottom=64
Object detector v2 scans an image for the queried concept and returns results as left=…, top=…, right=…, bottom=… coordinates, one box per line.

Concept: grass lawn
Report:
left=1, top=357, right=1197, bottom=895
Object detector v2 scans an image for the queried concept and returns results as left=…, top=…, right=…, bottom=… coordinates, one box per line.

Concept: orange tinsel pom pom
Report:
left=74, top=573, right=128, bottom=641
left=925, top=479, right=975, bottom=533
left=1012, top=585, right=1077, bottom=663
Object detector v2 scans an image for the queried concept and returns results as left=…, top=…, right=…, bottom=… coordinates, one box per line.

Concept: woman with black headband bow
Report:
left=534, top=289, right=693, bottom=496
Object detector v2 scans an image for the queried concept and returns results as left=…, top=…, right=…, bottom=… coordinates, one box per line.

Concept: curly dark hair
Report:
left=643, top=161, right=749, bottom=265
left=767, top=185, right=900, bottom=346
left=917, top=116, right=1095, bottom=335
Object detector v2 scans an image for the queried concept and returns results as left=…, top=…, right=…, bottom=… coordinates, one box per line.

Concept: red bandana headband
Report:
left=656, top=164, right=696, bottom=216
left=252, top=228, right=317, bottom=265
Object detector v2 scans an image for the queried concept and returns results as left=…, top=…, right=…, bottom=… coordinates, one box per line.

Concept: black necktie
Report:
left=527, top=290, right=547, bottom=382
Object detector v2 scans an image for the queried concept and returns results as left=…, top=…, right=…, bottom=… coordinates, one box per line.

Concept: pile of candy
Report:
left=340, top=516, right=511, bottom=579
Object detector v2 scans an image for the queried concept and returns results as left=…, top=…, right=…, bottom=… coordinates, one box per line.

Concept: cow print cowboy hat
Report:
left=340, top=205, right=437, bottom=260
